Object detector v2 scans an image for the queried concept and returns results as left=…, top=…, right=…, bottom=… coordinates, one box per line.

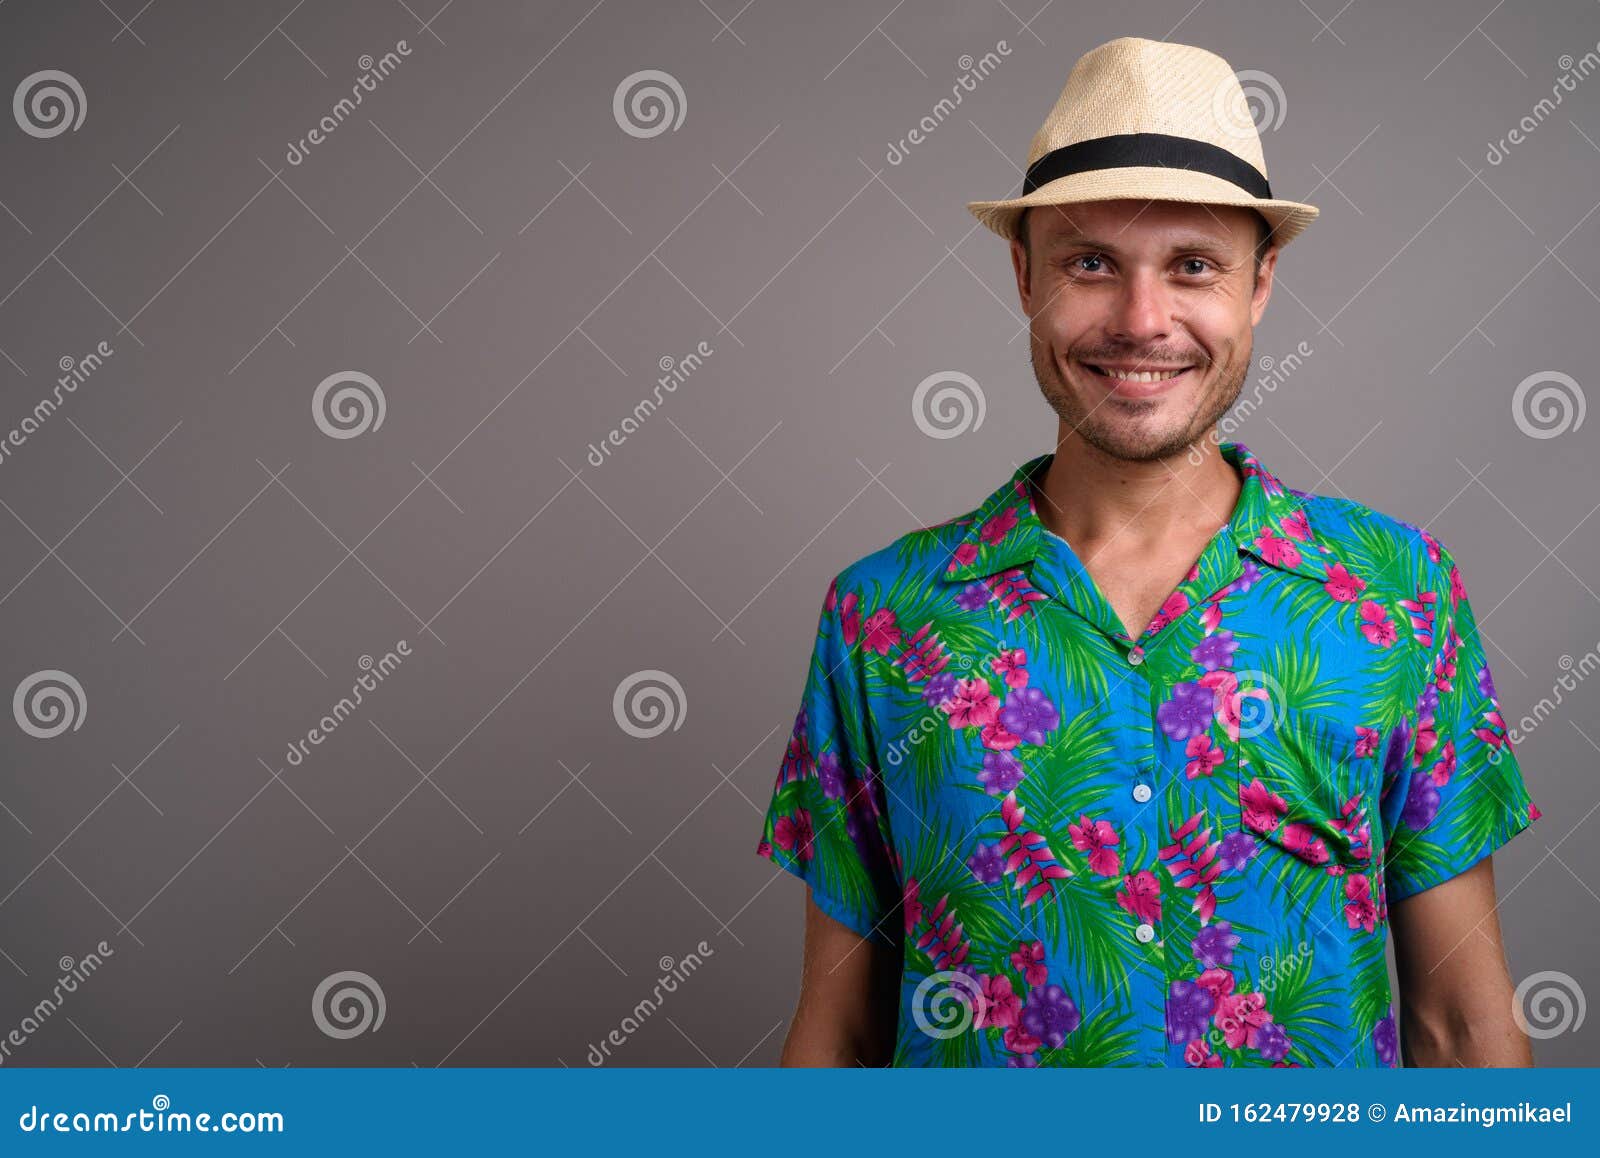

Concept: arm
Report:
left=778, top=892, right=901, bottom=1066
left=1388, top=854, right=1533, bottom=1066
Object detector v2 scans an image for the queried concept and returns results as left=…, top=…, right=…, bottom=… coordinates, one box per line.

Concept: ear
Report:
left=1010, top=234, right=1033, bottom=314
left=1249, top=245, right=1278, bottom=327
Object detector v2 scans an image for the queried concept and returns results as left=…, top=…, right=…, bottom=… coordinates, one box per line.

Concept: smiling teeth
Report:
left=1096, top=366, right=1187, bottom=382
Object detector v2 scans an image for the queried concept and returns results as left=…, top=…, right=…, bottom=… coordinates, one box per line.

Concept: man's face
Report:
left=1011, top=198, right=1277, bottom=463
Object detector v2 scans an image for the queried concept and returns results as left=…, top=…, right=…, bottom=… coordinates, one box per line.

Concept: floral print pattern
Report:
left=756, top=442, right=1538, bottom=1067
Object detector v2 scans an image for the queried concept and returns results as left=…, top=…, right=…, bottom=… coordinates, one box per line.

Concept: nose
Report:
left=1106, top=267, right=1173, bottom=346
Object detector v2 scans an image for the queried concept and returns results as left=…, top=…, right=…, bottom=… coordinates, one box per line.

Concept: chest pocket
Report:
left=1234, top=707, right=1377, bottom=874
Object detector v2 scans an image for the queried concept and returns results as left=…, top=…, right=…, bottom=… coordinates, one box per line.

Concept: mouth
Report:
left=1075, top=359, right=1199, bottom=399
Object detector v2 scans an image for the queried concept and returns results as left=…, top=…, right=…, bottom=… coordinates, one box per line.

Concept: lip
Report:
left=1074, top=359, right=1198, bottom=400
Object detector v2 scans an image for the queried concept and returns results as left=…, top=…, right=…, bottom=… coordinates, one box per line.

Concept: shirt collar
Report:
left=940, top=440, right=1332, bottom=589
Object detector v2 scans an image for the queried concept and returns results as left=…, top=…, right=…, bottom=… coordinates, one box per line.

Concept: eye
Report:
left=1062, top=253, right=1107, bottom=275
left=1178, top=257, right=1214, bottom=276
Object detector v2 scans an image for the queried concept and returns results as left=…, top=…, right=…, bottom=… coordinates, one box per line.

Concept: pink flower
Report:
left=1254, top=528, right=1302, bottom=569
left=1279, top=822, right=1329, bottom=865
left=1069, top=814, right=1122, bottom=877
left=1354, top=726, right=1380, bottom=757
left=1344, top=873, right=1378, bottom=933
left=1359, top=600, right=1397, bottom=647
left=941, top=678, right=999, bottom=730
left=1185, top=733, right=1224, bottom=779
left=1003, top=1024, right=1041, bottom=1055
left=946, top=542, right=979, bottom=573
left=976, top=973, right=1022, bottom=1029
left=1010, top=940, right=1048, bottom=988
left=772, top=810, right=815, bottom=861
left=861, top=607, right=902, bottom=655
left=1428, top=739, right=1457, bottom=786
left=1323, top=561, right=1367, bottom=602
left=1196, top=968, right=1235, bottom=1000
left=980, top=721, right=1020, bottom=750
left=903, top=878, right=923, bottom=936
left=980, top=505, right=1020, bottom=545
left=1147, top=591, right=1191, bottom=636
left=1117, top=870, right=1162, bottom=923
left=1214, top=990, right=1273, bottom=1050
left=1239, top=778, right=1288, bottom=834
left=991, top=648, right=1030, bottom=688
left=1280, top=509, right=1313, bottom=542
left=1185, top=1038, right=1223, bottom=1067
left=838, top=590, right=860, bottom=645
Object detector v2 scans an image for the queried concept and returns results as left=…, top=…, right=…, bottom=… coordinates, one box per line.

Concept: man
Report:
left=755, top=36, right=1539, bottom=1067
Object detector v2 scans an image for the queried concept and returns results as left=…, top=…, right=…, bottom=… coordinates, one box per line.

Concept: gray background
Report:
left=0, top=0, right=1595, bottom=1067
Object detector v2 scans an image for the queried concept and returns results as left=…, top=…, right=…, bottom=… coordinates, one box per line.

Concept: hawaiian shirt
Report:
left=756, top=440, right=1539, bottom=1068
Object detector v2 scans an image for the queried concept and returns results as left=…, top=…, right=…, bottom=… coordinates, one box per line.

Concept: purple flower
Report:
left=967, top=841, right=1006, bottom=884
left=955, top=582, right=993, bottom=611
left=1381, top=716, right=1412, bottom=781
left=1218, top=832, right=1258, bottom=872
left=1478, top=661, right=1496, bottom=702
left=1166, top=978, right=1216, bottom=1044
left=1191, top=920, right=1240, bottom=969
left=1416, top=681, right=1439, bottom=721
left=1006, top=1051, right=1039, bottom=1068
left=1229, top=559, right=1262, bottom=594
left=1255, top=1021, right=1291, bottom=1061
left=817, top=751, right=845, bottom=799
left=922, top=671, right=958, bottom=708
left=1401, top=770, right=1441, bottom=829
left=978, top=750, right=1026, bottom=795
left=1373, top=1009, right=1398, bottom=1065
left=1190, top=630, right=1238, bottom=673
left=1158, top=681, right=1214, bottom=741
left=1019, top=984, right=1080, bottom=1048
left=999, top=686, right=1059, bottom=746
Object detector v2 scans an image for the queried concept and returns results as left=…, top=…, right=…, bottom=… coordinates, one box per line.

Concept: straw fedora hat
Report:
left=967, top=36, right=1319, bottom=249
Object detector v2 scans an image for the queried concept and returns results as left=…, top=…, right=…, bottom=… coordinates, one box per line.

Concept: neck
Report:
left=1031, top=427, right=1241, bottom=550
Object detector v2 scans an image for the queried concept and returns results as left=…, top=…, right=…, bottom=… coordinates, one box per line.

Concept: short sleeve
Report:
left=1382, top=547, right=1539, bottom=901
left=755, top=573, right=901, bottom=946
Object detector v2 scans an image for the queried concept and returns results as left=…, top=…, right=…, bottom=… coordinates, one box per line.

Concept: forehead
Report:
left=1028, top=199, right=1256, bottom=250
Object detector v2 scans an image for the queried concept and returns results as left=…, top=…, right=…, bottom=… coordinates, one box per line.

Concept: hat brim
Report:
left=967, top=167, right=1319, bottom=249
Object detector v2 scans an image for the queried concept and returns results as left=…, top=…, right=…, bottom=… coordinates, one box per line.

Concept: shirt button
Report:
left=1132, top=783, right=1152, bottom=803
left=1135, top=923, right=1155, bottom=943
left=1127, top=646, right=1145, bottom=666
